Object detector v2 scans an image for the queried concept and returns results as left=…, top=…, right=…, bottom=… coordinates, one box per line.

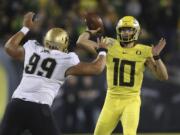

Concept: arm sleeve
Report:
left=23, top=40, right=38, bottom=56
left=23, top=40, right=37, bottom=50
left=68, top=52, right=80, bottom=66
left=63, top=52, right=80, bottom=77
left=64, top=52, right=80, bottom=70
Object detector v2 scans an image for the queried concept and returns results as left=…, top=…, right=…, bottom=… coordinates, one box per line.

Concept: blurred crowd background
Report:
left=0, top=0, right=180, bottom=134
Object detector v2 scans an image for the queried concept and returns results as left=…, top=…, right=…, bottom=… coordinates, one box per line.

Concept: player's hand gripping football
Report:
left=87, top=27, right=101, bottom=36
left=152, top=38, right=166, bottom=56
left=23, top=12, right=37, bottom=30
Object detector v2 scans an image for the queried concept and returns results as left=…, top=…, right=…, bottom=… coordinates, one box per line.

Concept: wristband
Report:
left=98, top=51, right=107, bottom=56
left=153, top=55, right=160, bottom=60
left=20, top=27, right=30, bottom=35
left=96, top=48, right=108, bottom=53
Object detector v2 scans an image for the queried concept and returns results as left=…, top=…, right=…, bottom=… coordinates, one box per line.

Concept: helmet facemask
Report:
left=117, top=27, right=137, bottom=43
left=44, top=28, right=69, bottom=52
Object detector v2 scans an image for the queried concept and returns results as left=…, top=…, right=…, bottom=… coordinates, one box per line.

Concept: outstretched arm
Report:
left=66, top=37, right=107, bottom=76
left=4, top=12, right=35, bottom=60
left=146, top=38, right=168, bottom=80
left=65, top=55, right=106, bottom=76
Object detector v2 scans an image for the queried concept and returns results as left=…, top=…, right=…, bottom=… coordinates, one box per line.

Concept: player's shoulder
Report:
left=23, top=40, right=42, bottom=49
left=136, top=43, right=152, bottom=50
left=68, top=52, right=79, bottom=59
left=135, top=43, right=152, bottom=57
left=57, top=52, right=79, bottom=61
left=25, top=40, right=41, bottom=45
left=65, top=52, right=80, bottom=65
left=68, top=52, right=78, bottom=58
left=51, top=51, right=78, bottom=59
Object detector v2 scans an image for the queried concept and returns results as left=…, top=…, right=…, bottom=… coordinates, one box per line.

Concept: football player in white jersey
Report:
left=0, top=12, right=108, bottom=135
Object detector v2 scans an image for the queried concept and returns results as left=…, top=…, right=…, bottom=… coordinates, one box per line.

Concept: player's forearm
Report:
left=86, top=56, right=106, bottom=75
left=92, top=55, right=106, bottom=74
left=77, top=56, right=105, bottom=75
left=76, top=32, right=98, bottom=55
left=66, top=55, right=106, bottom=76
left=4, top=31, right=25, bottom=58
left=154, top=59, right=168, bottom=80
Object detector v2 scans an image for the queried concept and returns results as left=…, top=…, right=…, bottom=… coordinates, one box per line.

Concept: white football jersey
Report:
left=12, top=40, right=80, bottom=106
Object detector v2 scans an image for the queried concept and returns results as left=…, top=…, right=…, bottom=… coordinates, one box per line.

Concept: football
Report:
left=85, top=12, right=104, bottom=32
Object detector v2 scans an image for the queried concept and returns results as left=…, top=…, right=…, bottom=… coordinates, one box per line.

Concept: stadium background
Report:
left=0, top=0, right=180, bottom=134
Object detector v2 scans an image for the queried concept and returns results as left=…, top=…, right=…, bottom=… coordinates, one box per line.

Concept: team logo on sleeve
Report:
left=136, top=50, right=141, bottom=55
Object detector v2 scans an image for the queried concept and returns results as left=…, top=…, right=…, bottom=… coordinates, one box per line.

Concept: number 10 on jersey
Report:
left=113, top=58, right=136, bottom=87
